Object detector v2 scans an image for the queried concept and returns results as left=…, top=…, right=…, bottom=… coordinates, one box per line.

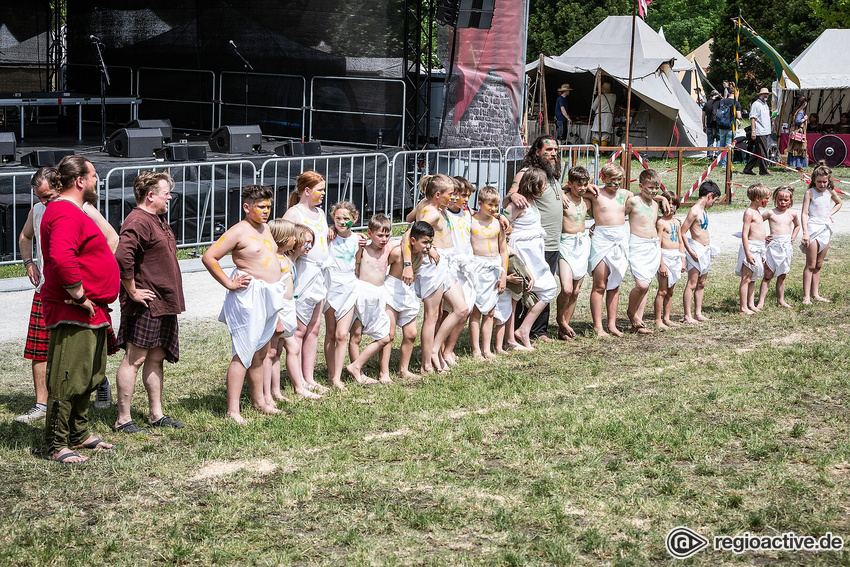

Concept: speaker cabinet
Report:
left=209, top=125, right=263, bottom=154
left=106, top=128, right=164, bottom=158
left=129, top=119, right=173, bottom=143
left=303, top=141, right=322, bottom=155
left=0, top=132, right=16, bottom=164
left=21, top=149, right=76, bottom=168
left=154, top=144, right=207, bottom=162
left=274, top=140, right=322, bottom=157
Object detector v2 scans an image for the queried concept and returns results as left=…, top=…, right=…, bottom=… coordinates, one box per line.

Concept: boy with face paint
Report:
left=556, top=166, right=594, bottom=340
left=203, top=185, right=286, bottom=424
left=758, top=186, right=800, bottom=309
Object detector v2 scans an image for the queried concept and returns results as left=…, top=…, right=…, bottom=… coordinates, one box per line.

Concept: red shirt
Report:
left=40, top=199, right=120, bottom=328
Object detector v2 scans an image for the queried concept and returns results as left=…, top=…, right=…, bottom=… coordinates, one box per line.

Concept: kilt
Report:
left=24, top=293, right=49, bottom=362
left=117, top=310, right=179, bottom=363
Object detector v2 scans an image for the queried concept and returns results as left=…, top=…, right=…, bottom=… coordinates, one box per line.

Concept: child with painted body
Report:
left=681, top=181, right=721, bottom=324
left=504, top=167, right=557, bottom=349
left=585, top=163, right=631, bottom=337
left=736, top=183, right=770, bottom=315
left=557, top=166, right=593, bottom=340
left=401, top=174, right=470, bottom=373
left=441, top=178, right=477, bottom=361
left=801, top=164, right=843, bottom=304
left=346, top=214, right=394, bottom=384
left=323, top=202, right=369, bottom=389
left=493, top=222, right=533, bottom=354
left=468, top=186, right=507, bottom=359
left=380, top=221, right=433, bottom=381
left=625, top=169, right=664, bottom=334
left=757, top=186, right=800, bottom=309
left=262, top=219, right=299, bottom=408
left=654, top=191, right=686, bottom=329
left=283, top=171, right=331, bottom=393
left=202, top=185, right=285, bottom=424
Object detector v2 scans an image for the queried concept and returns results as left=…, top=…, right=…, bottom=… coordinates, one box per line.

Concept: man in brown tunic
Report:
left=113, top=171, right=186, bottom=433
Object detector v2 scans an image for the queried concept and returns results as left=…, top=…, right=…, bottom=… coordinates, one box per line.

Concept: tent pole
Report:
left=540, top=54, right=549, bottom=140
left=624, top=0, right=636, bottom=152
left=595, top=68, right=602, bottom=146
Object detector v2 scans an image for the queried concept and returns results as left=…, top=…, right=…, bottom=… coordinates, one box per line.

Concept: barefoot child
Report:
left=493, top=222, right=532, bottom=353
left=262, top=219, right=298, bottom=407
left=203, top=185, right=286, bottom=423
left=381, top=221, right=432, bottom=381
left=468, top=186, right=507, bottom=359
left=283, top=171, right=331, bottom=393
left=736, top=183, right=770, bottom=315
left=557, top=166, right=593, bottom=340
left=625, top=169, right=665, bottom=334
left=401, top=174, right=469, bottom=373
left=323, top=201, right=365, bottom=389
left=586, top=163, right=631, bottom=337
left=654, top=191, right=686, bottom=329
left=504, top=167, right=557, bottom=349
left=758, top=186, right=800, bottom=309
left=442, top=177, right=477, bottom=361
left=346, top=214, right=394, bottom=383
left=801, top=163, right=843, bottom=304
left=681, top=180, right=721, bottom=323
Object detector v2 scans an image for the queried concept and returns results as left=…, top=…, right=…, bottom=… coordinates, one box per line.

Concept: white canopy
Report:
left=527, top=16, right=706, bottom=148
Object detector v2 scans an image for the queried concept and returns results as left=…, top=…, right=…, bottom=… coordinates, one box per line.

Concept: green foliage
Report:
left=645, top=0, right=725, bottom=55
left=527, top=0, right=631, bottom=60
left=810, top=0, right=850, bottom=28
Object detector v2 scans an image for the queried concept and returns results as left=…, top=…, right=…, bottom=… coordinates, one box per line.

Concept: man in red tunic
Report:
left=40, top=156, right=120, bottom=464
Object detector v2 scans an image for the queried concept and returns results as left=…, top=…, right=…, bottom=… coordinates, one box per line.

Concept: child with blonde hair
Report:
left=654, top=191, right=686, bottom=329
left=801, top=163, right=843, bottom=304
left=758, top=186, right=800, bottom=309
left=736, top=183, right=770, bottom=315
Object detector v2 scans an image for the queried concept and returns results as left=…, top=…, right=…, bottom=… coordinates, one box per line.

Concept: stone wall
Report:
left=440, top=71, right=523, bottom=148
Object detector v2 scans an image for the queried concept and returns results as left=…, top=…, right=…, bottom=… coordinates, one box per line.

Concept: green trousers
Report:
left=43, top=325, right=108, bottom=454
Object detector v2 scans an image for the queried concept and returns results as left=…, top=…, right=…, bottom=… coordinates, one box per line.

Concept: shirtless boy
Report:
left=625, top=169, right=664, bottom=334
left=557, top=166, right=593, bottom=339
left=758, top=186, right=800, bottom=309
left=586, top=163, right=631, bottom=337
left=654, top=191, right=686, bottom=329
left=681, top=180, right=721, bottom=323
left=381, top=221, right=433, bottom=381
left=401, top=174, right=469, bottom=373
left=468, top=186, right=507, bottom=359
left=202, top=185, right=285, bottom=423
left=736, top=183, right=770, bottom=315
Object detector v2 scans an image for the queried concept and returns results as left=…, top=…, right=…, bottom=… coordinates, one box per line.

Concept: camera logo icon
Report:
left=666, top=526, right=709, bottom=559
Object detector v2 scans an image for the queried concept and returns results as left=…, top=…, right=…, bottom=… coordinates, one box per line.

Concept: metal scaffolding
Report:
left=403, top=0, right=434, bottom=149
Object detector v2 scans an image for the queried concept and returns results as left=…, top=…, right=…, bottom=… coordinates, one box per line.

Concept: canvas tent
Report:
left=527, top=16, right=706, bottom=149
left=679, top=38, right=715, bottom=104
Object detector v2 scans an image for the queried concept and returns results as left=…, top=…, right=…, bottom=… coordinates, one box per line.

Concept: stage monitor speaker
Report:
left=106, top=128, right=165, bottom=158
left=129, top=119, right=173, bottom=143
left=209, top=125, right=263, bottom=154
left=154, top=144, right=207, bottom=162
left=303, top=141, right=322, bottom=155
left=21, top=149, right=76, bottom=168
left=0, top=132, right=16, bottom=164
left=274, top=141, right=304, bottom=156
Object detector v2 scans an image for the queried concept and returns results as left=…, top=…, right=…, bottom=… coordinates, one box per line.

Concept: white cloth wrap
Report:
left=628, top=234, right=662, bottom=285
left=324, top=268, right=358, bottom=318
left=470, top=255, right=505, bottom=314
left=218, top=269, right=286, bottom=368
left=558, top=229, right=591, bottom=280
left=414, top=256, right=452, bottom=299
left=804, top=219, right=832, bottom=253
left=445, top=247, right=476, bottom=310
left=384, top=274, right=420, bottom=327
left=294, top=256, right=328, bottom=325
left=494, top=290, right=514, bottom=326
left=685, top=238, right=717, bottom=276
left=510, top=231, right=557, bottom=304
left=355, top=280, right=391, bottom=340
left=660, top=249, right=686, bottom=287
left=588, top=224, right=630, bottom=290
left=735, top=240, right=766, bottom=280
left=765, top=234, right=793, bottom=276
left=278, top=298, right=297, bottom=338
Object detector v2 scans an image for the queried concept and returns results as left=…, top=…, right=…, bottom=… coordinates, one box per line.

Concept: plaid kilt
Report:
left=24, top=293, right=49, bottom=361
left=117, top=310, right=179, bottom=363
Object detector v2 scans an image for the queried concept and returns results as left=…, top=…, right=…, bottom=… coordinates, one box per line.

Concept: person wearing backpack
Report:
left=702, top=90, right=721, bottom=159
left=715, top=88, right=742, bottom=166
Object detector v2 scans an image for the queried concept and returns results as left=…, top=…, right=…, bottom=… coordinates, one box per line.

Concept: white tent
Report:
left=775, top=29, right=850, bottom=129
left=527, top=16, right=707, bottom=149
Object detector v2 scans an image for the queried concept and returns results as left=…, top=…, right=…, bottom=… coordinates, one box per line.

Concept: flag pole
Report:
left=624, top=0, right=637, bottom=152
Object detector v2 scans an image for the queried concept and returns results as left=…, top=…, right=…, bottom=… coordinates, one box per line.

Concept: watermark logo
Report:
left=666, top=526, right=709, bottom=559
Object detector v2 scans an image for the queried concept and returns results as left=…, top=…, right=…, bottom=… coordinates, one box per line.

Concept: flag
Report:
left=638, top=0, right=652, bottom=18
left=738, top=21, right=801, bottom=88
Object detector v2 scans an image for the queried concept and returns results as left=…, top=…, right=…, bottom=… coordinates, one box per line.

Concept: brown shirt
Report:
left=116, top=207, right=185, bottom=317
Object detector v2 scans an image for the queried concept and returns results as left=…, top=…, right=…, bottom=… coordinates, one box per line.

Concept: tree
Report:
left=645, top=0, right=725, bottom=55
left=526, top=0, right=631, bottom=60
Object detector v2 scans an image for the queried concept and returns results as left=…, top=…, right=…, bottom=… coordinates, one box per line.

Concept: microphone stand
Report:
left=92, top=38, right=111, bottom=151
left=230, top=42, right=254, bottom=125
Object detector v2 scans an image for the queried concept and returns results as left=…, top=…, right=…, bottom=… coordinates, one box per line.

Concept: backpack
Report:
left=714, top=98, right=735, bottom=129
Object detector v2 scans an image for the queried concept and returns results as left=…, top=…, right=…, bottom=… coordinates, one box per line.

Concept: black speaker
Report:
left=457, top=0, right=494, bottom=28
left=129, top=119, right=173, bottom=143
left=155, top=144, right=207, bottom=162
left=106, top=128, right=165, bottom=158
left=21, top=149, right=76, bottom=168
left=274, top=141, right=304, bottom=156
left=0, top=132, right=16, bottom=164
left=209, top=125, right=263, bottom=154
left=436, top=0, right=460, bottom=25
left=303, top=141, right=322, bottom=155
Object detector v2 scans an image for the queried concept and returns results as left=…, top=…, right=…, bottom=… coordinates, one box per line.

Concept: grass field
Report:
left=2, top=233, right=850, bottom=565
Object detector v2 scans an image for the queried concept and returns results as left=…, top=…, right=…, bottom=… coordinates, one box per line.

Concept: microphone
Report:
left=229, top=40, right=237, bottom=49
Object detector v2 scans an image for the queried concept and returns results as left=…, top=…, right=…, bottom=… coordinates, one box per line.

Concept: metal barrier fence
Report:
left=102, top=160, right=258, bottom=248
left=0, top=171, right=38, bottom=264
left=219, top=72, right=307, bottom=140
left=310, top=76, right=406, bottom=148
left=503, top=144, right=600, bottom=189
left=137, top=68, right=216, bottom=133
left=259, top=153, right=391, bottom=230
